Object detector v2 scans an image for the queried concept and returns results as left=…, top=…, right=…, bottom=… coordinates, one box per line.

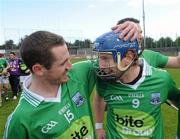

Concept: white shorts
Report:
left=0, top=76, right=9, bottom=84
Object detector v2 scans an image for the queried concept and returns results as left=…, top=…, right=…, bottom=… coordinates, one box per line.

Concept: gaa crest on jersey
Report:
left=150, top=93, right=161, bottom=105
left=72, top=92, right=84, bottom=107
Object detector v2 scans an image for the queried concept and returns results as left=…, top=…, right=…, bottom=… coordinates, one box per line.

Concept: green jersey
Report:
left=142, top=50, right=180, bottom=138
left=0, top=58, right=8, bottom=74
left=4, top=60, right=96, bottom=139
left=97, top=59, right=180, bottom=139
left=141, top=49, right=168, bottom=68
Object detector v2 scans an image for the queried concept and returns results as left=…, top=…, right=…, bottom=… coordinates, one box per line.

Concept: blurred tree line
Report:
left=0, top=35, right=93, bottom=50
left=143, top=36, right=180, bottom=48
left=0, top=35, right=180, bottom=50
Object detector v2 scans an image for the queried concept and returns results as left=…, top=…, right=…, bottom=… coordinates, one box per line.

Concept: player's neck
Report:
left=28, top=76, right=59, bottom=98
left=120, top=65, right=140, bottom=84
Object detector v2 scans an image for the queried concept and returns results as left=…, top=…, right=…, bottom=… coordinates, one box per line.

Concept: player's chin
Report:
left=61, top=76, right=69, bottom=83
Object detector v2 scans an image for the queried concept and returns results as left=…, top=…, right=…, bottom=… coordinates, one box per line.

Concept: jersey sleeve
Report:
left=72, top=60, right=97, bottom=97
left=3, top=113, right=27, bottom=139
left=141, top=49, right=168, bottom=68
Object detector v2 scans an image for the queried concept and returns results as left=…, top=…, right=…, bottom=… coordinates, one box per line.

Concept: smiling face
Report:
left=42, top=44, right=72, bottom=85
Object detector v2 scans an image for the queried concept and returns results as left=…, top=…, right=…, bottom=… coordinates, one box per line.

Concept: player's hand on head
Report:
left=111, top=21, right=138, bottom=41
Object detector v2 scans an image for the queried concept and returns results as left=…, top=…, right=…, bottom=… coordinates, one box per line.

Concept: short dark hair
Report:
left=10, top=51, right=16, bottom=55
left=117, top=17, right=140, bottom=25
left=20, top=31, right=65, bottom=72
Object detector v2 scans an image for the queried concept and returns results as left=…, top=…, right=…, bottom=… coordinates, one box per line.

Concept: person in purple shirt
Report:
left=8, top=52, right=22, bottom=100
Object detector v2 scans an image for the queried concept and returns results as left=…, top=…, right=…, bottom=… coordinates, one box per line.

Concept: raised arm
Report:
left=166, top=56, right=180, bottom=68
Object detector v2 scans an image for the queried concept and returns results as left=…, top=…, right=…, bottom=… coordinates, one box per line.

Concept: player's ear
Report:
left=125, top=50, right=135, bottom=62
left=32, top=64, right=45, bottom=76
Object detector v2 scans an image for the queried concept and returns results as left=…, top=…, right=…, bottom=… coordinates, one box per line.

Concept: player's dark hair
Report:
left=117, top=17, right=140, bottom=25
left=20, top=31, right=65, bottom=72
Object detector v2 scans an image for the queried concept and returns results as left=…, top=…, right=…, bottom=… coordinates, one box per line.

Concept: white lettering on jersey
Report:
left=129, top=93, right=144, bottom=98
left=58, top=103, right=74, bottom=123
left=41, top=121, right=58, bottom=134
left=110, top=95, right=123, bottom=101
left=122, top=127, right=153, bottom=137
left=64, top=109, right=74, bottom=123
left=58, top=103, right=71, bottom=115
left=132, top=99, right=140, bottom=108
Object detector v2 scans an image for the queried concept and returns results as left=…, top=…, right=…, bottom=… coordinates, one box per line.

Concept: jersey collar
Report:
left=22, top=75, right=62, bottom=107
left=141, top=58, right=152, bottom=77
left=117, top=58, right=152, bottom=89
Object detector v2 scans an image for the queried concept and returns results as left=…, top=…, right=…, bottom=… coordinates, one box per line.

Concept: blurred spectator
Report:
left=8, top=52, right=22, bottom=100
left=0, top=53, right=10, bottom=106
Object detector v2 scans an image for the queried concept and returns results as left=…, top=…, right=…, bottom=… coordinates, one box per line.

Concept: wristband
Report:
left=95, top=123, right=103, bottom=129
